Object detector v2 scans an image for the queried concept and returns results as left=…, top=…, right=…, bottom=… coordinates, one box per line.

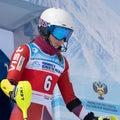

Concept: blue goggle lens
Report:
left=49, top=26, right=73, bottom=42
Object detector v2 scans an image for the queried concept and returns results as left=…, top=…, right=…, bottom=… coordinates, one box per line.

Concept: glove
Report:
left=98, top=116, right=118, bottom=120
left=1, top=79, right=15, bottom=97
left=1, top=79, right=32, bottom=103
left=83, top=112, right=118, bottom=120
left=83, top=112, right=95, bottom=120
left=1, top=79, right=32, bottom=119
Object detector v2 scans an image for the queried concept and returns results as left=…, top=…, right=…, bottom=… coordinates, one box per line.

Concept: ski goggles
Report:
left=48, top=25, right=73, bottom=42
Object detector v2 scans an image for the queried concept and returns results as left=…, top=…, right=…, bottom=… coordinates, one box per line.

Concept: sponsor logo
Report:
left=42, top=62, right=61, bottom=74
left=9, top=46, right=24, bottom=71
left=16, top=56, right=25, bottom=71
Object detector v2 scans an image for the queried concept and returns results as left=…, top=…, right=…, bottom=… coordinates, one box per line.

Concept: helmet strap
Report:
left=48, top=36, right=68, bottom=52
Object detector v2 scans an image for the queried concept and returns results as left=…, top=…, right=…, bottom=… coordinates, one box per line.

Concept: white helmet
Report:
left=40, top=7, right=73, bottom=29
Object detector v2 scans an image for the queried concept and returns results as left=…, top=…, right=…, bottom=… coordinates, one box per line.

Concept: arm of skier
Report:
left=57, top=57, right=92, bottom=119
left=57, top=57, right=112, bottom=120
left=0, top=44, right=29, bottom=99
left=0, top=44, right=31, bottom=119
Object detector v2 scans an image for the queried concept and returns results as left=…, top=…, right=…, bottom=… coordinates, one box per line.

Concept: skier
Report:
left=0, top=7, right=116, bottom=120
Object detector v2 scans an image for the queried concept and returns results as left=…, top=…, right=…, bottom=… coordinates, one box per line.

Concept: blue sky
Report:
left=102, top=0, right=120, bottom=15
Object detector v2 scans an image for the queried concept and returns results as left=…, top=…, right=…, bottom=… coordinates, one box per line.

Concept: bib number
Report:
left=44, top=75, right=53, bottom=91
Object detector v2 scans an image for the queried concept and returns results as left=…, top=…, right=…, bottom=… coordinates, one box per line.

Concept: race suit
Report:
left=7, top=35, right=88, bottom=120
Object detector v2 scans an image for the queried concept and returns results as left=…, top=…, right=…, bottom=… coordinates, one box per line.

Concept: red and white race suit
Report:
left=7, top=36, right=77, bottom=120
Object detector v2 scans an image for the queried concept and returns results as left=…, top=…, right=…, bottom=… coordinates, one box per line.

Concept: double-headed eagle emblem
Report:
left=93, top=81, right=108, bottom=100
